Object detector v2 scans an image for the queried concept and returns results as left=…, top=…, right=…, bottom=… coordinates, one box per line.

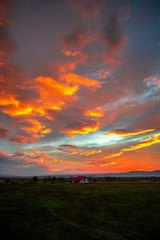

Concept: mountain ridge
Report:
left=0, top=170, right=160, bottom=178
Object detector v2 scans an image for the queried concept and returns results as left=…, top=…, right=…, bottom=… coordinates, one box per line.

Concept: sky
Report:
left=0, top=0, right=160, bottom=176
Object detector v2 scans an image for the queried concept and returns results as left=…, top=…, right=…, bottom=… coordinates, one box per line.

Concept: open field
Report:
left=0, top=183, right=160, bottom=240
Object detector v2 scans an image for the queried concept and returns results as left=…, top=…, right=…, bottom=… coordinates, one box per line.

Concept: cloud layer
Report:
left=0, top=0, right=160, bottom=175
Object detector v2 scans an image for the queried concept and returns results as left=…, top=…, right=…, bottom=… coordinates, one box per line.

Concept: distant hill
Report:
left=58, top=170, right=160, bottom=178
left=1, top=170, right=160, bottom=178
left=101, top=170, right=160, bottom=177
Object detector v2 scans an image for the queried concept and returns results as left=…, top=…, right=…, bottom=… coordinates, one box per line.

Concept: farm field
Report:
left=0, top=183, right=160, bottom=240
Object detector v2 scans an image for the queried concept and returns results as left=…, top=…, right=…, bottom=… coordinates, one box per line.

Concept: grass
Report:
left=0, top=183, right=160, bottom=240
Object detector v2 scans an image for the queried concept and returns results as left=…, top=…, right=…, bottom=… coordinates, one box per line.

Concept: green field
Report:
left=0, top=183, right=160, bottom=240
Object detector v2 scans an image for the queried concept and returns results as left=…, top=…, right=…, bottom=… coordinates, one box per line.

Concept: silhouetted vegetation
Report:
left=32, top=176, right=39, bottom=182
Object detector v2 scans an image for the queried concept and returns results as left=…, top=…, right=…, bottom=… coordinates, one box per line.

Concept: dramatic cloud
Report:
left=60, top=120, right=100, bottom=137
left=10, top=136, right=34, bottom=144
left=0, top=0, right=160, bottom=175
left=84, top=108, right=104, bottom=117
left=62, top=27, right=87, bottom=50
left=0, top=148, right=58, bottom=175
left=104, top=133, right=160, bottom=159
left=104, top=128, right=155, bottom=137
left=101, top=4, right=129, bottom=64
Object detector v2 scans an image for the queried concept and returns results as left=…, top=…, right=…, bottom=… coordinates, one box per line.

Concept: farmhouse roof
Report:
left=72, top=176, right=86, bottom=181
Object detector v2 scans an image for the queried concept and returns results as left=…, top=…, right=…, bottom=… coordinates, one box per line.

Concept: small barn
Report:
left=72, top=176, right=89, bottom=183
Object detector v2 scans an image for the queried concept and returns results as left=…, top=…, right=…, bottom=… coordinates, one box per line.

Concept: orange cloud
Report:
left=58, top=51, right=86, bottom=73
left=60, top=160, right=83, bottom=165
left=104, top=133, right=160, bottom=159
left=62, top=50, right=82, bottom=57
left=20, top=119, right=52, bottom=139
left=93, top=68, right=112, bottom=79
left=104, top=128, right=155, bottom=137
left=60, top=121, right=100, bottom=137
left=55, top=144, right=101, bottom=156
left=61, top=150, right=78, bottom=155
left=35, top=76, right=78, bottom=96
left=2, top=104, right=33, bottom=116
left=10, top=136, right=34, bottom=144
left=28, top=150, right=40, bottom=155
left=80, top=149, right=101, bottom=156
left=0, top=91, right=19, bottom=107
left=122, top=133, right=160, bottom=152
left=104, top=152, right=123, bottom=159
left=27, top=150, right=58, bottom=166
left=100, top=162, right=117, bottom=167
left=63, top=73, right=102, bottom=89
left=84, top=108, right=104, bottom=118
left=0, top=93, right=37, bottom=118
left=1, top=74, right=79, bottom=118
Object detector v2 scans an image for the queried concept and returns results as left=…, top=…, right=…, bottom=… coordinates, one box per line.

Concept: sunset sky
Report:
left=0, top=0, right=160, bottom=176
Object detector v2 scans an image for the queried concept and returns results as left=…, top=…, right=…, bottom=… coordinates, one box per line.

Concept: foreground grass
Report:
left=0, top=183, right=160, bottom=240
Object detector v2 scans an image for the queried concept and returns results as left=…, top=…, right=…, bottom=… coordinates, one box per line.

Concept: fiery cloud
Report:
left=0, top=148, right=58, bottom=175
left=0, top=91, right=19, bottom=107
left=63, top=73, right=103, bottom=89
left=35, top=76, right=78, bottom=96
left=80, top=149, right=101, bottom=156
left=61, top=120, right=100, bottom=137
left=100, top=162, right=117, bottom=167
left=60, top=160, right=83, bottom=165
left=62, top=50, right=84, bottom=57
left=84, top=108, right=104, bottom=118
left=0, top=0, right=160, bottom=175
left=104, top=128, right=155, bottom=137
left=19, top=119, right=52, bottom=139
left=104, top=133, right=160, bottom=159
left=56, top=144, right=101, bottom=156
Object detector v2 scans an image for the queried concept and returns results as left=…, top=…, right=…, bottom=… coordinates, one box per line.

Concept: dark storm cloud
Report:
left=0, top=0, right=13, bottom=10
left=100, top=3, right=129, bottom=64
left=0, top=27, right=17, bottom=55
left=0, top=150, right=50, bottom=175
left=82, top=0, right=100, bottom=19
left=0, top=151, right=10, bottom=163
left=62, top=27, right=86, bottom=49
left=103, top=11, right=122, bottom=46
left=102, top=9, right=127, bottom=49
left=9, top=136, right=34, bottom=144
left=0, top=151, right=48, bottom=176
left=59, top=144, right=78, bottom=149
left=12, top=149, right=25, bottom=157
left=0, top=150, right=27, bottom=166
left=0, top=126, right=8, bottom=137
left=56, top=144, right=78, bottom=153
left=0, top=22, right=21, bottom=93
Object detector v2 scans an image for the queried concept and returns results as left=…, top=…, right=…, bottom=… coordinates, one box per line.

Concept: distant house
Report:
left=72, top=176, right=89, bottom=183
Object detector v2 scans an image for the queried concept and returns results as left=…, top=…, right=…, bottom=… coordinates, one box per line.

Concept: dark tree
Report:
left=32, top=176, right=39, bottom=182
